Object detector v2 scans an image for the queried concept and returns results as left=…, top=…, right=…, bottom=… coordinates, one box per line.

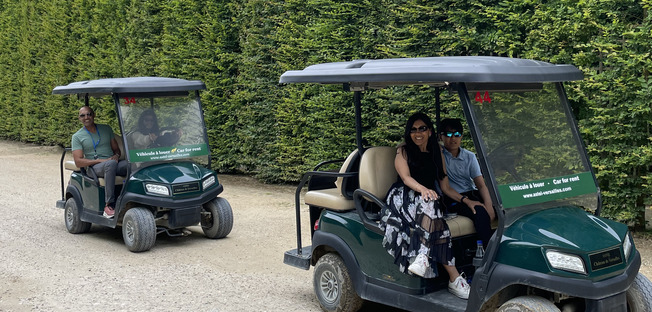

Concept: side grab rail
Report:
left=59, top=147, right=71, bottom=201
left=312, top=158, right=345, bottom=171
left=293, top=169, right=358, bottom=255
left=59, top=147, right=101, bottom=197
left=352, top=188, right=385, bottom=235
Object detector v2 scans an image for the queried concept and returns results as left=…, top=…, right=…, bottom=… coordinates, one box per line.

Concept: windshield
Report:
left=466, top=82, right=598, bottom=212
left=116, top=93, right=209, bottom=164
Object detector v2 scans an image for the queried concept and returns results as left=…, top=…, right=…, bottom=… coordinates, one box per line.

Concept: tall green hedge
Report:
left=0, top=0, right=649, bottom=226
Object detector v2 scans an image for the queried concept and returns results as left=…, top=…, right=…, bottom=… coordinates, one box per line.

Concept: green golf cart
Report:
left=281, top=57, right=651, bottom=311
left=54, top=77, right=233, bottom=252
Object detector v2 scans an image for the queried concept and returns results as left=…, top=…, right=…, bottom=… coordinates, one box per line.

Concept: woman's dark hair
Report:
left=137, top=109, right=159, bottom=134
left=402, top=112, right=445, bottom=180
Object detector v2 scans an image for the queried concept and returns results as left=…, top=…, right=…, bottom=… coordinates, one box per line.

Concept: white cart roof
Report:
left=53, top=77, right=206, bottom=95
left=279, top=56, right=583, bottom=86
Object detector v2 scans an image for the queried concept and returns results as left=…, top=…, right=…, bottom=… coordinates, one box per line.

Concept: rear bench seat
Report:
left=64, top=134, right=127, bottom=186
left=304, top=150, right=358, bottom=211
left=305, top=146, right=476, bottom=238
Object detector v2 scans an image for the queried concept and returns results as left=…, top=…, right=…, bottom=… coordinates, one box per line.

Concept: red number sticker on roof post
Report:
left=475, top=91, right=492, bottom=103
left=123, top=97, right=136, bottom=105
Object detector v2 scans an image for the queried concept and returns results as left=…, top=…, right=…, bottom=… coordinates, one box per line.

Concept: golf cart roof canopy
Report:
left=52, top=77, right=206, bottom=96
left=279, top=56, right=584, bottom=87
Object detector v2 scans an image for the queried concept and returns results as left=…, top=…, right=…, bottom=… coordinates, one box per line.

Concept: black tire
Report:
left=496, top=296, right=560, bottom=312
left=313, top=253, right=363, bottom=312
left=122, top=207, right=156, bottom=252
left=64, top=198, right=91, bottom=234
left=201, top=197, right=233, bottom=239
left=626, top=273, right=652, bottom=312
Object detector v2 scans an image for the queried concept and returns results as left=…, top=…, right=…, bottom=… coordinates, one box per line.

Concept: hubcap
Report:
left=319, top=270, right=339, bottom=304
left=66, top=207, right=74, bottom=225
left=125, top=220, right=135, bottom=243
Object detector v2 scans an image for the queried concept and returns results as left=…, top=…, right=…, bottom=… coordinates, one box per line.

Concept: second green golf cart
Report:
left=281, top=57, right=651, bottom=311
left=54, top=77, right=233, bottom=252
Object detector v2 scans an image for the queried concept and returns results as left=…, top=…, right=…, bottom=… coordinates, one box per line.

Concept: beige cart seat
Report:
left=303, top=146, right=476, bottom=238
left=358, top=146, right=476, bottom=238
left=304, top=150, right=359, bottom=211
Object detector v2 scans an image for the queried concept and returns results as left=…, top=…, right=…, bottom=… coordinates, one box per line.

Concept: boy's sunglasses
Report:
left=443, top=131, right=462, bottom=138
left=410, top=126, right=429, bottom=133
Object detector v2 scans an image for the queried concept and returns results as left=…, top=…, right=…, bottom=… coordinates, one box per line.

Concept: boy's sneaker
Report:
left=408, top=253, right=428, bottom=277
left=448, top=274, right=470, bottom=299
left=103, top=206, right=115, bottom=218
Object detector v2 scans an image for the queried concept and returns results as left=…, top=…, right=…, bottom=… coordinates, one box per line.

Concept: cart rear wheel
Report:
left=122, top=207, right=156, bottom=252
left=626, top=273, right=652, bottom=311
left=313, top=253, right=363, bottom=312
left=496, top=296, right=560, bottom=312
left=201, top=197, right=233, bottom=239
left=64, top=198, right=91, bottom=234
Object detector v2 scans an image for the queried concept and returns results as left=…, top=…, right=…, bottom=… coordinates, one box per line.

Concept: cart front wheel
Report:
left=201, top=197, right=233, bottom=239
left=626, top=273, right=652, bottom=311
left=122, top=207, right=156, bottom=252
left=313, top=253, right=362, bottom=312
left=64, top=198, right=91, bottom=234
left=496, top=296, right=560, bottom=312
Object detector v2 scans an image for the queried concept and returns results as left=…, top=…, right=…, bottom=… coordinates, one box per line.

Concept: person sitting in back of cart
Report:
left=71, top=106, right=128, bottom=218
left=129, top=109, right=182, bottom=149
left=380, top=112, right=470, bottom=300
left=439, top=118, right=495, bottom=247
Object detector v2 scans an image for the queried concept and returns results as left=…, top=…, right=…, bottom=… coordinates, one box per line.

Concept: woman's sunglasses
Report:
left=410, top=126, right=429, bottom=133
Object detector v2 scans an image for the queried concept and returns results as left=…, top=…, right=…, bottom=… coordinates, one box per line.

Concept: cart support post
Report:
left=354, top=91, right=363, bottom=153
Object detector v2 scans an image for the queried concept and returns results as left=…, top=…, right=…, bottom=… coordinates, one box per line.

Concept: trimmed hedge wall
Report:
left=0, top=0, right=650, bottom=225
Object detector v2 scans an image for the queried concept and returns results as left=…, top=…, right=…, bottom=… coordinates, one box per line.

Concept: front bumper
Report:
left=118, top=183, right=223, bottom=210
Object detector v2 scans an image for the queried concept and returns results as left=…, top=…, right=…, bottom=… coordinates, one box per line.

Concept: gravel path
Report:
left=0, top=140, right=649, bottom=311
left=0, top=141, right=317, bottom=312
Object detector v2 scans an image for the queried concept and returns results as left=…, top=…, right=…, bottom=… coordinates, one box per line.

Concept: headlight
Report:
left=623, top=232, right=632, bottom=260
left=145, top=183, right=170, bottom=196
left=202, top=175, right=216, bottom=189
left=546, top=250, right=586, bottom=274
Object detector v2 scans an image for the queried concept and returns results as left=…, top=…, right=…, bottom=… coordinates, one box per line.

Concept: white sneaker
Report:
left=448, top=275, right=470, bottom=299
left=408, top=253, right=428, bottom=277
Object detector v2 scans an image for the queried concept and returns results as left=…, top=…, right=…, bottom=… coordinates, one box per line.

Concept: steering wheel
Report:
left=155, top=127, right=182, bottom=147
left=487, top=142, right=523, bottom=182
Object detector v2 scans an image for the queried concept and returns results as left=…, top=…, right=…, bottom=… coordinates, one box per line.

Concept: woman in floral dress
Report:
left=380, top=112, right=470, bottom=299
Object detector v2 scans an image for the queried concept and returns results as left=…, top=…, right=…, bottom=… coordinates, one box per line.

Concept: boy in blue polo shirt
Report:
left=440, top=118, right=494, bottom=246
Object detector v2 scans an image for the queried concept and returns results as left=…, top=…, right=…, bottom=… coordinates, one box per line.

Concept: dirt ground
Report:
left=0, top=140, right=649, bottom=312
